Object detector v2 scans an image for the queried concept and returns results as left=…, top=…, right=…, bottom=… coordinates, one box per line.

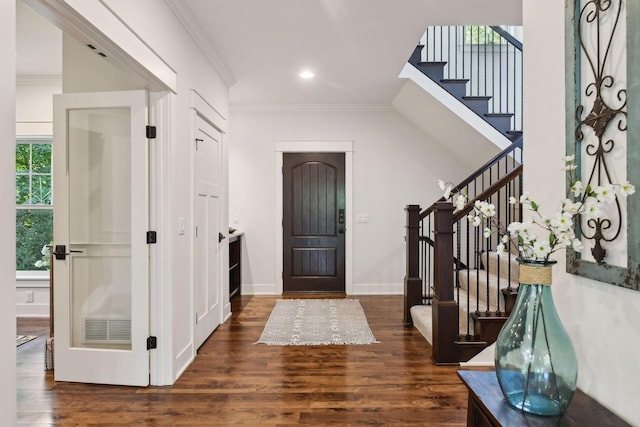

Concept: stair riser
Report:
left=440, top=81, right=468, bottom=99
left=418, top=63, right=446, bottom=82
left=484, top=115, right=513, bottom=133
left=461, top=98, right=490, bottom=116
left=458, top=271, right=503, bottom=310
left=481, top=252, right=519, bottom=282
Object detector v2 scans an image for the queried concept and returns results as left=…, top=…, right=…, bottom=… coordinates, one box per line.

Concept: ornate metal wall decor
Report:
left=574, top=0, right=626, bottom=264
left=566, top=0, right=640, bottom=291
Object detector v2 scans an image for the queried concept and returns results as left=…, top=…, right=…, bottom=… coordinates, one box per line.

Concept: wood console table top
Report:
left=457, top=370, right=630, bottom=427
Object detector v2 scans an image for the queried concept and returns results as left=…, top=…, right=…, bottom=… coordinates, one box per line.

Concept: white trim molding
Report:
left=275, top=140, right=354, bottom=295
left=25, top=0, right=177, bottom=92
left=165, top=0, right=235, bottom=87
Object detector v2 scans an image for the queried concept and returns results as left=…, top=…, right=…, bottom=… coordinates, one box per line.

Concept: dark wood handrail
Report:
left=453, top=164, right=524, bottom=221
left=489, top=26, right=523, bottom=51
left=419, top=139, right=522, bottom=221
left=449, top=139, right=522, bottom=197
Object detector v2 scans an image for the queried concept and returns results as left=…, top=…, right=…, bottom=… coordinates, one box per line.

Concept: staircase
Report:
left=403, top=139, right=523, bottom=364
left=405, top=26, right=523, bottom=145
left=400, top=26, right=524, bottom=364
left=411, top=251, right=519, bottom=349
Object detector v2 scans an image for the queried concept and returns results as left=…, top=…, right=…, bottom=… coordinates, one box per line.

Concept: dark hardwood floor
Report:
left=18, top=295, right=485, bottom=426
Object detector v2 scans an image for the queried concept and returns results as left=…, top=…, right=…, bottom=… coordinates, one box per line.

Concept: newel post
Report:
left=403, top=204, right=422, bottom=325
left=432, top=201, right=459, bottom=364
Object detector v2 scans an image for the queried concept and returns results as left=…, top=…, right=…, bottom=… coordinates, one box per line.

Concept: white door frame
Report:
left=148, top=91, right=173, bottom=385
left=275, top=141, right=354, bottom=295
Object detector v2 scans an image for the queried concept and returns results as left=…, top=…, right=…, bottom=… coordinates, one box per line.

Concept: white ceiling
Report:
left=181, top=0, right=522, bottom=106
left=16, top=0, right=522, bottom=106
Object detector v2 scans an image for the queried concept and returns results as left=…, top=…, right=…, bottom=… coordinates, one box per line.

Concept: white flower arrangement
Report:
left=439, top=156, right=635, bottom=262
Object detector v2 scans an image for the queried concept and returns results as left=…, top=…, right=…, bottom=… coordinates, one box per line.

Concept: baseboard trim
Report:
left=16, top=304, right=49, bottom=317
left=173, top=342, right=194, bottom=384
left=241, top=283, right=403, bottom=296
left=243, top=283, right=278, bottom=295
left=350, top=283, right=403, bottom=295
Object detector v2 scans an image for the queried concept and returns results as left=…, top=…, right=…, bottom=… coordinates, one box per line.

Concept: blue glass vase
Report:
left=494, top=259, right=578, bottom=416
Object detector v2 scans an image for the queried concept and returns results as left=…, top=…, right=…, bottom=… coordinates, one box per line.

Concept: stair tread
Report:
left=463, top=95, right=492, bottom=101
left=485, top=112, right=513, bottom=117
left=441, top=78, right=469, bottom=83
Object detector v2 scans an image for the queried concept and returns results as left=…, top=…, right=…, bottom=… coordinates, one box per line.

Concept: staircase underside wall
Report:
left=392, top=74, right=509, bottom=172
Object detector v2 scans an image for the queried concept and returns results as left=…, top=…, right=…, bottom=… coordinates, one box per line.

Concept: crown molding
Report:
left=230, top=104, right=394, bottom=113
left=165, top=0, right=235, bottom=87
left=16, top=74, right=62, bottom=86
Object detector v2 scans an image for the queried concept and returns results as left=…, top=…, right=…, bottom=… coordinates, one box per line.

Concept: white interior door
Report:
left=193, top=115, right=222, bottom=350
left=53, top=90, right=150, bottom=386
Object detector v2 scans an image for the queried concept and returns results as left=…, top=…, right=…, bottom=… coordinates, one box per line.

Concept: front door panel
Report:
left=283, top=153, right=345, bottom=293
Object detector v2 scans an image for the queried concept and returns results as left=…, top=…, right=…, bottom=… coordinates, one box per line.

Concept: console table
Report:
left=457, top=370, right=630, bottom=427
left=228, top=232, right=243, bottom=300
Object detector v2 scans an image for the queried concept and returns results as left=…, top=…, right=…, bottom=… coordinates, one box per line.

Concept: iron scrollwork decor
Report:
left=566, top=0, right=640, bottom=290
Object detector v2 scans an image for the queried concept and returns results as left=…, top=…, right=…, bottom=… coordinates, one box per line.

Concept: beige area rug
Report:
left=255, top=299, right=378, bottom=346
left=16, top=335, right=37, bottom=347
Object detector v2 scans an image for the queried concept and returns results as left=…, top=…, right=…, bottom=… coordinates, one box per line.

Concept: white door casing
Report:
left=193, top=114, right=222, bottom=350
left=275, top=141, right=354, bottom=295
left=53, top=90, right=150, bottom=386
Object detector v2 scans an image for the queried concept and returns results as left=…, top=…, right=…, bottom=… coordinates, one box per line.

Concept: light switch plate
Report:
left=356, top=214, right=370, bottom=223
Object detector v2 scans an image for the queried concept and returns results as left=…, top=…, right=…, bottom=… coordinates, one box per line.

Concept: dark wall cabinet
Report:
left=229, top=233, right=242, bottom=300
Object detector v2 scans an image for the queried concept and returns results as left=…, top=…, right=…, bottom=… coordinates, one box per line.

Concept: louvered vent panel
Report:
left=84, top=318, right=132, bottom=344
left=85, top=319, right=108, bottom=341
left=108, top=320, right=131, bottom=341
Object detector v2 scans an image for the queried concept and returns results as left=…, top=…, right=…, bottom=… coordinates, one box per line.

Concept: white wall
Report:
left=229, top=107, right=476, bottom=295
left=524, top=0, right=640, bottom=424
left=16, top=76, right=61, bottom=135
left=0, top=1, right=17, bottom=423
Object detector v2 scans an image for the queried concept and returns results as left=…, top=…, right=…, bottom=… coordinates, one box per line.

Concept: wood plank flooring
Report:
left=17, top=295, right=487, bottom=426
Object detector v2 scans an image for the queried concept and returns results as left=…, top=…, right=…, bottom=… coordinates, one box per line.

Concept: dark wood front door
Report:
left=283, top=153, right=345, bottom=293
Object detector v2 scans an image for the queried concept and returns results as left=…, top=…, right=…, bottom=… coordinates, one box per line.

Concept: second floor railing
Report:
left=418, top=26, right=523, bottom=133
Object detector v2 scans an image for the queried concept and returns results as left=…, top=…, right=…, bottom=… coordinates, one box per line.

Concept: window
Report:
left=16, top=138, right=53, bottom=271
left=464, top=26, right=519, bottom=45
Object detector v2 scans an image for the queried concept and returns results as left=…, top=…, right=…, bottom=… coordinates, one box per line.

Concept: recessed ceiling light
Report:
left=299, top=70, right=315, bottom=79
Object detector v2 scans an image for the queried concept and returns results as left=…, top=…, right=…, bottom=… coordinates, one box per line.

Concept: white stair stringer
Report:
left=396, top=63, right=513, bottom=153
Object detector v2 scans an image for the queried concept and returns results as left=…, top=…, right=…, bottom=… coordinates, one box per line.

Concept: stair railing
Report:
left=417, top=26, right=523, bottom=134
left=404, top=139, right=523, bottom=364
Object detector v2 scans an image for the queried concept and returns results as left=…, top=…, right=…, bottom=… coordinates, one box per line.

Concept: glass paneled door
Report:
left=53, top=91, right=150, bottom=386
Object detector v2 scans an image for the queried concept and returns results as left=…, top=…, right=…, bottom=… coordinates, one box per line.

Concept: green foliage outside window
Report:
left=16, top=210, right=53, bottom=271
left=464, top=26, right=506, bottom=45
left=16, top=141, right=53, bottom=271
